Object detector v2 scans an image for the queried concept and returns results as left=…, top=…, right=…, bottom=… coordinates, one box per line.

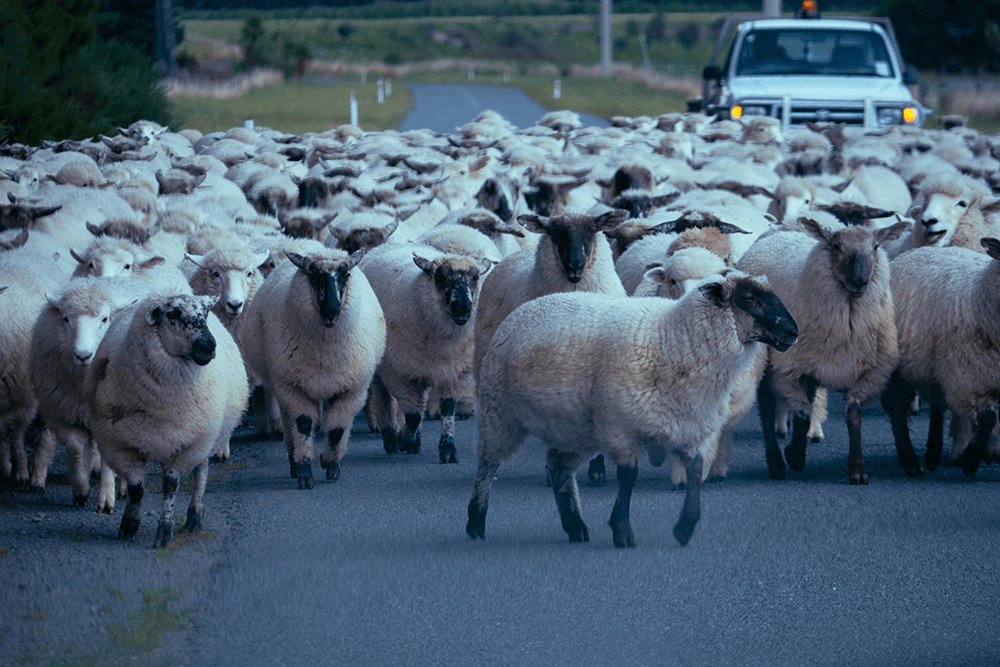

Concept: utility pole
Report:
left=600, top=0, right=612, bottom=77
left=762, top=0, right=782, bottom=18
left=155, top=0, right=178, bottom=77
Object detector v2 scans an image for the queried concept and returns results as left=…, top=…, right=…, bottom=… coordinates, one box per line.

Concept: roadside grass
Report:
left=171, top=78, right=412, bottom=134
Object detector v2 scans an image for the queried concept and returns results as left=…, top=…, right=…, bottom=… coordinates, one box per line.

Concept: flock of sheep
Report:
left=1, top=106, right=998, bottom=548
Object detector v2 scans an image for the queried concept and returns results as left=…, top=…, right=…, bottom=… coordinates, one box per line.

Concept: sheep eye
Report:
left=124, top=264, right=131, bottom=270
left=88, top=262, right=94, bottom=269
left=102, top=316, right=109, bottom=323
left=63, top=316, right=70, bottom=323
left=212, top=271, right=221, bottom=278
left=247, top=270, right=253, bottom=277
left=957, top=200, right=968, bottom=208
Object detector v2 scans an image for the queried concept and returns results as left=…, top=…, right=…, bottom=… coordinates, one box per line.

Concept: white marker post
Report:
left=350, top=89, right=358, bottom=126
left=385, top=78, right=392, bottom=98
left=244, top=118, right=254, bottom=129
left=503, top=66, right=511, bottom=83
left=553, top=79, right=562, bottom=100
left=360, top=70, right=367, bottom=84
left=468, top=66, right=475, bottom=81
left=377, top=77, right=385, bottom=104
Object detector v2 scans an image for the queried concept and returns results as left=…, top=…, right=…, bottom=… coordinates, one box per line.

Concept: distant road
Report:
left=400, top=82, right=609, bottom=134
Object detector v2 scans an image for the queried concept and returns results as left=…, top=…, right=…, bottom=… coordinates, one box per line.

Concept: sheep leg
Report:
left=400, top=412, right=422, bottom=455
left=757, top=369, right=785, bottom=479
left=438, top=397, right=458, bottom=464
left=784, top=376, right=818, bottom=472
left=367, top=376, right=398, bottom=454
left=6, top=417, right=31, bottom=486
left=947, top=413, right=973, bottom=467
left=546, top=448, right=589, bottom=543
left=96, top=461, right=116, bottom=514
left=708, top=429, right=732, bottom=482
left=587, top=455, right=606, bottom=485
left=29, top=428, right=59, bottom=494
left=293, top=414, right=315, bottom=490
left=880, top=371, right=923, bottom=477
left=608, top=459, right=638, bottom=548
left=846, top=401, right=867, bottom=485
left=806, top=388, right=828, bottom=443
left=673, top=453, right=703, bottom=546
left=279, top=407, right=297, bottom=477
left=320, top=428, right=345, bottom=481
left=64, top=431, right=93, bottom=506
left=118, top=480, right=144, bottom=541
left=466, top=457, right=503, bottom=540
left=924, top=405, right=945, bottom=471
left=185, top=460, right=208, bottom=533
left=960, top=406, right=997, bottom=477
left=155, top=470, right=180, bottom=548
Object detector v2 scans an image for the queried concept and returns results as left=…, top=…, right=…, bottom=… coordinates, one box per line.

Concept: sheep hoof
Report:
left=439, top=437, right=458, bottom=464
left=903, top=464, right=924, bottom=478
left=587, top=456, right=606, bottom=485
left=297, top=459, right=314, bottom=490
left=400, top=432, right=421, bottom=455
left=707, top=473, right=726, bottom=484
left=288, top=453, right=297, bottom=478
left=672, top=518, right=696, bottom=546
left=382, top=429, right=399, bottom=454
left=960, top=450, right=983, bottom=477
left=610, top=521, right=635, bottom=548
left=456, top=401, right=475, bottom=420
left=154, top=520, right=174, bottom=548
left=321, top=460, right=341, bottom=481
left=184, top=507, right=203, bottom=533
left=72, top=492, right=90, bottom=507
left=784, top=442, right=807, bottom=472
left=28, top=482, right=44, bottom=494
left=566, top=520, right=590, bottom=543
left=118, top=514, right=140, bottom=541
left=96, top=501, right=114, bottom=515
left=209, top=454, right=228, bottom=464
left=849, top=471, right=868, bottom=485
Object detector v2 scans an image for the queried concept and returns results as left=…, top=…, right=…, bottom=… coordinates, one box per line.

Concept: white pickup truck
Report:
left=692, top=12, right=928, bottom=128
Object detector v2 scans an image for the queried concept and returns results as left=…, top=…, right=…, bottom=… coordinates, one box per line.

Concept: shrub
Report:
left=677, top=23, right=700, bottom=49
left=338, top=22, right=355, bottom=39
left=646, top=13, right=666, bottom=41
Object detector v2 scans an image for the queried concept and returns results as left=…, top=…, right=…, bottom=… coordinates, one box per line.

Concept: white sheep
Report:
left=359, top=243, right=491, bottom=463
left=184, top=244, right=271, bottom=337
left=241, top=248, right=385, bottom=488
left=467, top=269, right=798, bottom=547
left=28, top=276, right=145, bottom=511
left=84, top=293, right=249, bottom=547
left=881, top=240, right=1000, bottom=477
left=736, top=217, right=909, bottom=484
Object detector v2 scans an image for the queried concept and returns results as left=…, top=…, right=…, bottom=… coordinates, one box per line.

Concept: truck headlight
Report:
left=903, top=107, right=918, bottom=124
left=731, top=105, right=768, bottom=119
left=876, top=107, right=903, bottom=126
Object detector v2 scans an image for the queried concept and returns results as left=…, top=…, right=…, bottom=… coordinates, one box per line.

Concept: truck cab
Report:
left=694, top=10, right=927, bottom=128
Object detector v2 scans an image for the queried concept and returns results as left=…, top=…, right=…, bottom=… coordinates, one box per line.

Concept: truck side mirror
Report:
left=902, top=67, right=918, bottom=85
left=703, top=65, right=723, bottom=80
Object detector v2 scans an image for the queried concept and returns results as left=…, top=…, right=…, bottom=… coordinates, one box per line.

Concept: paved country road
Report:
left=2, top=392, right=998, bottom=666
left=401, top=83, right=609, bottom=133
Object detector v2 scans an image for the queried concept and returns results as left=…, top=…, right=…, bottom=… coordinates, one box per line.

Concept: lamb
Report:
left=184, top=244, right=271, bottom=336
left=241, top=248, right=385, bottom=488
left=736, top=217, right=909, bottom=484
left=28, top=276, right=145, bottom=511
left=881, top=240, right=1000, bottom=477
left=885, top=172, right=1000, bottom=258
left=84, top=293, right=249, bottom=547
left=467, top=269, right=798, bottom=547
left=359, top=243, right=491, bottom=463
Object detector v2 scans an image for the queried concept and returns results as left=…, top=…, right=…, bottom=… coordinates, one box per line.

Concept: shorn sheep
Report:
left=84, top=294, right=249, bottom=546
left=737, top=217, right=909, bottom=484
left=240, top=248, right=385, bottom=488
left=467, top=269, right=798, bottom=547
left=881, top=240, right=1000, bottom=477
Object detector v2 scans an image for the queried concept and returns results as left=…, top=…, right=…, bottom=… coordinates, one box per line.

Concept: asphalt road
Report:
left=2, top=391, right=998, bottom=666
left=400, top=83, right=609, bottom=134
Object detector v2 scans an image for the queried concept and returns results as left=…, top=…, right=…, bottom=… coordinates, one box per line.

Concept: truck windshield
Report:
left=735, top=29, right=895, bottom=78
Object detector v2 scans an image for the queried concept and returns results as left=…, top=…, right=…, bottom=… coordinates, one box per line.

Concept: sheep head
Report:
left=187, top=247, right=270, bottom=317
left=911, top=175, right=1000, bottom=248
left=145, top=294, right=219, bottom=366
left=519, top=209, right=628, bottom=284
left=700, top=271, right=798, bottom=351
left=413, top=253, right=492, bottom=327
left=0, top=201, right=62, bottom=231
left=799, top=217, right=909, bottom=298
left=475, top=176, right=520, bottom=223
left=287, top=250, right=364, bottom=328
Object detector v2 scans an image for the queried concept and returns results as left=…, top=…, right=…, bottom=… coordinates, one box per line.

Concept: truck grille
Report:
left=780, top=101, right=866, bottom=125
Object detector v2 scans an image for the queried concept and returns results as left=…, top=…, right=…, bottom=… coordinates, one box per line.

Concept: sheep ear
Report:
left=642, top=264, right=666, bottom=284
left=413, top=253, right=435, bottom=274
left=86, top=221, right=103, bottom=236
left=518, top=214, right=549, bottom=234
left=146, top=304, right=163, bottom=326
left=184, top=253, right=205, bottom=268
left=139, top=255, right=166, bottom=270
left=715, top=222, right=750, bottom=235
left=286, top=252, right=310, bottom=271
left=70, top=248, right=86, bottom=264
left=798, top=217, right=834, bottom=243
left=252, top=249, right=270, bottom=268
left=874, top=221, right=910, bottom=245
left=200, top=294, right=220, bottom=311
left=594, top=209, right=629, bottom=231
left=0, top=285, right=8, bottom=295
left=699, top=280, right=731, bottom=307
left=980, top=196, right=1000, bottom=217
left=477, top=257, right=495, bottom=276
left=348, top=247, right=368, bottom=268
left=981, top=238, right=1000, bottom=261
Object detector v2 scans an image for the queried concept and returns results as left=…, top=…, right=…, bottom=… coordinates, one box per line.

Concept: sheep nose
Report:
left=226, top=300, right=243, bottom=313
left=922, top=217, right=938, bottom=228
left=75, top=352, right=92, bottom=364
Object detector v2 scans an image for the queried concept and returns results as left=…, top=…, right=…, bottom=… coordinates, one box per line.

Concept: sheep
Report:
left=70, top=233, right=192, bottom=296
left=184, top=244, right=271, bottom=338
left=467, top=269, right=798, bottom=547
left=881, top=240, right=1000, bottom=478
left=326, top=210, right=399, bottom=254
left=241, top=248, right=385, bottom=488
left=28, top=276, right=145, bottom=510
left=736, top=217, right=909, bottom=484
left=359, top=243, right=491, bottom=463
left=84, top=293, right=249, bottom=546
left=0, top=242, right=75, bottom=484
left=885, top=172, right=1000, bottom=258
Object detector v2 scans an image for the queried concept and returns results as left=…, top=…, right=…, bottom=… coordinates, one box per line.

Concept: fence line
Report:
left=162, top=68, right=284, bottom=98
